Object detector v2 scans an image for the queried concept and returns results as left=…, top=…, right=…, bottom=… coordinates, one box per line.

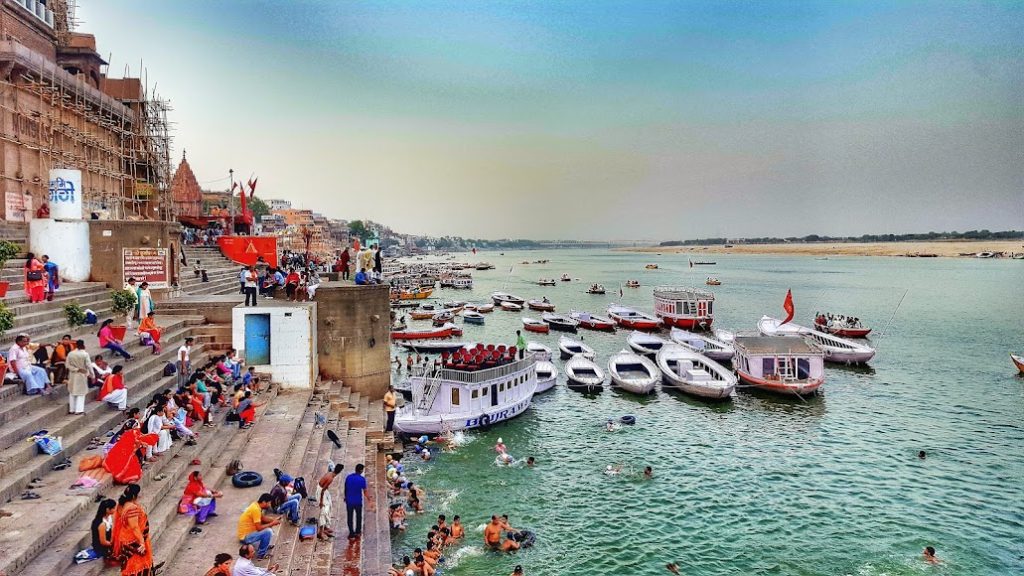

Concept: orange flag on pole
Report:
left=781, top=289, right=795, bottom=325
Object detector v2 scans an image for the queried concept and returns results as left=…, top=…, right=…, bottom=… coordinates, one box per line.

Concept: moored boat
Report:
left=607, top=350, right=659, bottom=394
left=391, top=324, right=456, bottom=341
left=500, top=301, right=523, bottom=312
left=476, top=262, right=495, bottom=270
left=399, top=340, right=468, bottom=354
left=542, top=312, right=579, bottom=332
left=452, top=276, right=473, bottom=289
left=564, top=355, right=605, bottom=392
left=705, top=277, right=721, bottom=286
left=758, top=316, right=876, bottom=364
left=626, top=330, right=668, bottom=356
left=669, top=327, right=735, bottom=362
left=560, top=273, right=572, bottom=282
left=813, top=313, right=872, bottom=338
left=491, top=291, right=526, bottom=305
left=443, top=300, right=468, bottom=310
left=587, top=283, right=606, bottom=294
left=607, top=304, right=662, bottom=330
left=1012, top=353, right=1024, bottom=374
left=537, top=278, right=556, bottom=286
left=644, top=264, right=658, bottom=269
left=392, top=287, right=434, bottom=301
left=656, top=344, right=736, bottom=399
left=394, top=352, right=537, bottom=435
left=733, top=336, right=825, bottom=396
left=569, top=310, right=616, bottom=331
left=526, top=341, right=552, bottom=361
left=653, top=286, right=715, bottom=330
left=522, top=317, right=550, bottom=334
left=432, top=311, right=455, bottom=326
left=625, top=279, right=640, bottom=288
left=462, top=310, right=485, bottom=325
left=528, top=298, right=556, bottom=312
left=535, top=361, right=557, bottom=393
left=558, top=335, right=596, bottom=360
left=475, top=303, right=495, bottom=313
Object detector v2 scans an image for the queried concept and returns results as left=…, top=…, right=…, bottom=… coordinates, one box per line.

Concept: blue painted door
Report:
left=245, top=314, right=271, bottom=365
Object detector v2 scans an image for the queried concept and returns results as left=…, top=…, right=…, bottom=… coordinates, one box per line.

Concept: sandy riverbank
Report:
left=616, top=240, right=1024, bottom=258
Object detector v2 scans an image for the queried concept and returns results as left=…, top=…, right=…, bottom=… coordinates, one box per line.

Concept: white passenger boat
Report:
left=526, top=341, right=552, bottom=361
left=535, top=361, right=557, bottom=393
left=492, top=291, right=526, bottom=305
left=626, top=330, right=668, bottom=356
left=564, top=355, right=605, bottom=392
left=733, top=336, right=825, bottom=396
left=757, top=315, right=876, bottom=364
left=656, top=344, right=736, bottom=400
left=668, top=327, right=735, bottom=362
left=394, top=354, right=538, bottom=435
left=653, top=286, right=715, bottom=329
left=558, top=335, right=596, bottom=360
left=607, top=350, right=659, bottom=394
left=452, top=276, right=473, bottom=289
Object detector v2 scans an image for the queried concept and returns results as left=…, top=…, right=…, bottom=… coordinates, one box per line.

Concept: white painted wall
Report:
left=29, top=219, right=91, bottom=282
left=231, top=303, right=318, bottom=389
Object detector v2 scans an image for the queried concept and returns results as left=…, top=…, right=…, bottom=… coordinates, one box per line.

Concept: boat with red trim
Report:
left=606, top=304, right=661, bottom=331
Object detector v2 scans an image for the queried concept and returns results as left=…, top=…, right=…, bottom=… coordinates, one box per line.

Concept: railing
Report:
left=411, top=357, right=537, bottom=412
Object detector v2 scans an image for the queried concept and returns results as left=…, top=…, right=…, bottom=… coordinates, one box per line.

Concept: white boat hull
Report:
left=608, top=352, right=659, bottom=394
left=758, top=316, right=875, bottom=364
left=394, top=396, right=534, bottom=435
left=535, top=361, right=557, bottom=393
left=656, top=344, right=736, bottom=400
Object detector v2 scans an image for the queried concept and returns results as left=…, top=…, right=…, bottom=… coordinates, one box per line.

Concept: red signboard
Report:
left=123, top=248, right=169, bottom=288
left=218, top=236, right=278, bottom=268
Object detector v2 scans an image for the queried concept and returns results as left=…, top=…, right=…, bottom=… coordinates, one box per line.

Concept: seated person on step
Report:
left=269, top=474, right=302, bottom=525
left=236, top=494, right=281, bottom=560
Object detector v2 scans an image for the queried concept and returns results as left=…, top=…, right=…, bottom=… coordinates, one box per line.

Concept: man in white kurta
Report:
left=65, top=339, right=91, bottom=415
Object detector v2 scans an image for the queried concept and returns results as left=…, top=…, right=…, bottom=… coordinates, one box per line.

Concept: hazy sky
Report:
left=79, top=1, right=1023, bottom=241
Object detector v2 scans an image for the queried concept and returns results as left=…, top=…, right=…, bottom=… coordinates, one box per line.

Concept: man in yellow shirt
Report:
left=237, top=493, right=280, bottom=559
left=383, top=385, right=397, bottom=432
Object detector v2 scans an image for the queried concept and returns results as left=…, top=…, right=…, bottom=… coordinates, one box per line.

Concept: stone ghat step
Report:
left=0, top=282, right=110, bottom=309
left=0, top=345, right=217, bottom=575
left=0, top=317, right=196, bottom=428
left=0, top=339, right=212, bottom=509
left=15, top=386, right=287, bottom=576
left=0, top=303, right=117, bottom=348
left=153, top=390, right=315, bottom=576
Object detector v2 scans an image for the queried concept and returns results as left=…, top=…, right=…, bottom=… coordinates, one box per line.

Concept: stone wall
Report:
left=88, top=220, right=181, bottom=298
left=315, top=282, right=390, bottom=400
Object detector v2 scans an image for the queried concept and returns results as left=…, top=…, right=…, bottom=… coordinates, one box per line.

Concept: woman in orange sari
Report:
left=137, top=312, right=162, bottom=354
left=112, top=484, right=154, bottom=576
left=24, top=252, right=46, bottom=303
left=103, top=420, right=158, bottom=485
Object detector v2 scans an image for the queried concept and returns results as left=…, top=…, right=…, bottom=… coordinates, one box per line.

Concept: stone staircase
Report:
left=177, top=245, right=246, bottom=297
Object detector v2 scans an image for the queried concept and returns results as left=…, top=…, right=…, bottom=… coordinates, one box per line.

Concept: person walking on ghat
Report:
left=339, top=247, right=350, bottom=280
left=343, top=464, right=373, bottom=538
left=243, top=266, right=258, bottom=307
left=383, top=385, right=397, bottom=432
left=66, top=339, right=91, bottom=415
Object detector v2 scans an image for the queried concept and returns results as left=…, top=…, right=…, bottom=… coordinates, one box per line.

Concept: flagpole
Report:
left=228, top=168, right=235, bottom=236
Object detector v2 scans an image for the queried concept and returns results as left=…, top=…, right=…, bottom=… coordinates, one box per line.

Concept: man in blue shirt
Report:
left=354, top=268, right=368, bottom=285
left=343, top=463, right=373, bottom=538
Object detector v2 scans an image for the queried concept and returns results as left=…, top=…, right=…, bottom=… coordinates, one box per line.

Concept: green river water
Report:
left=388, top=249, right=1023, bottom=575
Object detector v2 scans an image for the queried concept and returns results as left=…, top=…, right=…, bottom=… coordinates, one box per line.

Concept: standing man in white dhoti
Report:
left=66, top=339, right=91, bottom=415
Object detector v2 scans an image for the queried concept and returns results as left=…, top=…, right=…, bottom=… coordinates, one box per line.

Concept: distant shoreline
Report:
left=614, top=240, right=1024, bottom=258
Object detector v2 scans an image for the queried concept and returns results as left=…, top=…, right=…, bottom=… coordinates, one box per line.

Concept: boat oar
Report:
left=877, top=288, right=909, bottom=340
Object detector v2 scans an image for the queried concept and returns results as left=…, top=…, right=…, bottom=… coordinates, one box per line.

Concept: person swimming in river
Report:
left=495, top=437, right=507, bottom=454
left=606, top=419, right=620, bottom=432
left=605, top=464, right=623, bottom=476
left=484, top=515, right=520, bottom=552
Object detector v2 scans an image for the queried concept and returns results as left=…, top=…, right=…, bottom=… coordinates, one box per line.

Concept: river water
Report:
left=388, top=249, right=1023, bottom=575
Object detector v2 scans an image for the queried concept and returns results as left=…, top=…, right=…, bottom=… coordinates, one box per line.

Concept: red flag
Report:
left=781, top=289, right=795, bottom=324
left=247, top=177, right=258, bottom=197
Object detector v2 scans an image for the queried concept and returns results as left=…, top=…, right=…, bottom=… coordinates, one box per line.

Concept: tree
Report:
left=248, top=196, right=270, bottom=219
left=349, top=220, right=370, bottom=242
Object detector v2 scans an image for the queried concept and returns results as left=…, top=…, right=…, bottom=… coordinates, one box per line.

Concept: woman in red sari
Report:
left=180, top=471, right=221, bottom=524
left=24, top=252, right=46, bottom=303
left=112, top=484, right=154, bottom=576
left=103, top=420, right=158, bottom=485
